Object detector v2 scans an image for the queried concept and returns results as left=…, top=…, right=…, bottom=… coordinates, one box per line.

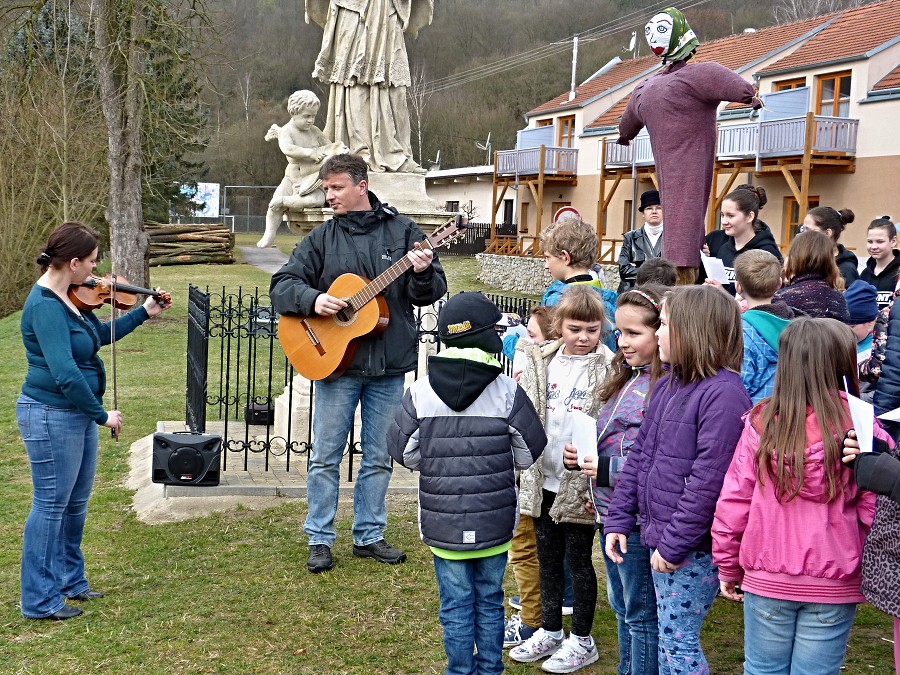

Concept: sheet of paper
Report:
left=845, top=377, right=874, bottom=454
left=570, top=410, right=597, bottom=466
left=878, top=406, right=900, bottom=422
left=700, top=251, right=729, bottom=284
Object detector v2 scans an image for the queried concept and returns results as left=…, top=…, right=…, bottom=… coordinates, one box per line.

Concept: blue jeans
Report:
left=742, top=592, right=857, bottom=675
left=653, top=550, right=719, bottom=675
left=433, top=552, right=507, bottom=675
left=603, top=529, right=658, bottom=675
left=17, top=395, right=98, bottom=618
left=307, top=374, right=405, bottom=547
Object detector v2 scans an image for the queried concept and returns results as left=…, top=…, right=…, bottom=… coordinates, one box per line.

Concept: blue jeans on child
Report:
left=603, top=529, right=658, bottom=675
left=433, top=552, right=508, bottom=675
left=307, top=374, right=405, bottom=547
left=653, top=550, right=719, bottom=675
left=742, top=592, right=856, bottom=675
left=17, top=395, right=98, bottom=618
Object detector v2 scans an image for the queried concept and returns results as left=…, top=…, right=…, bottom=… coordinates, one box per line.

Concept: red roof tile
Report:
left=873, top=64, right=900, bottom=90
left=586, top=97, right=630, bottom=130
left=529, top=12, right=829, bottom=117
left=759, top=0, right=900, bottom=74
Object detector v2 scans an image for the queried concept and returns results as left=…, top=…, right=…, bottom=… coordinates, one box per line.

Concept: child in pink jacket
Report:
left=713, top=317, right=891, bottom=675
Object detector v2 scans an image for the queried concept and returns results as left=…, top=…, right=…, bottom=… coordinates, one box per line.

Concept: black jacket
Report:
left=702, top=221, right=783, bottom=295
left=835, top=244, right=860, bottom=288
left=617, top=226, right=663, bottom=292
left=875, top=298, right=900, bottom=438
left=861, top=250, right=900, bottom=310
left=269, top=191, right=448, bottom=376
left=387, top=353, right=546, bottom=551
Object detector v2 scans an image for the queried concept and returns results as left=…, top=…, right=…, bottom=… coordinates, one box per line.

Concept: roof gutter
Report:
left=860, top=86, right=900, bottom=103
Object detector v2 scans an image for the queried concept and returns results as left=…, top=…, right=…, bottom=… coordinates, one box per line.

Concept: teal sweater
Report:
left=20, top=284, right=149, bottom=424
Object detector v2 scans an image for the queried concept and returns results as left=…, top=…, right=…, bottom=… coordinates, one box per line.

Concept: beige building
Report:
left=489, top=0, right=900, bottom=258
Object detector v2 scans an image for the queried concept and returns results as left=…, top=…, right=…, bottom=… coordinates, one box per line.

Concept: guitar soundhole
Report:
left=333, top=304, right=357, bottom=327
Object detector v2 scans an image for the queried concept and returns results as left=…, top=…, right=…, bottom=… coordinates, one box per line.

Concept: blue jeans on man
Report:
left=433, top=552, right=508, bottom=675
left=17, top=395, right=97, bottom=618
left=602, top=528, right=658, bottom=675
left=307, top=374, right=405, bottom=547
left=742, top=592, right=856, bottom=675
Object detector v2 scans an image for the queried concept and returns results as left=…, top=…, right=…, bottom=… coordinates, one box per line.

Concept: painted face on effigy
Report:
left=645, top=12, right=674, bottom=56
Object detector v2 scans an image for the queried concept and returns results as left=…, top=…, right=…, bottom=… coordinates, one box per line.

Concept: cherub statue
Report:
left=257, top=90, right=347, bottom=248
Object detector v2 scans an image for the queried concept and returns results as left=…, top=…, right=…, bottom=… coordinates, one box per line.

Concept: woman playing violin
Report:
left=16, top=221, right=170, bottom=620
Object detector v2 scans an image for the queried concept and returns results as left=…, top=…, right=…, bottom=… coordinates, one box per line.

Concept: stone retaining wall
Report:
left=475, top=253, right=620, bottom=296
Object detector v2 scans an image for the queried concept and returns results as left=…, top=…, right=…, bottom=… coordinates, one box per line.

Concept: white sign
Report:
left=193, top=182, right=221, bottom=218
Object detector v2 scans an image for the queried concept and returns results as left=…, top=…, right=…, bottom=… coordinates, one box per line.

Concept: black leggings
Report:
left=533, top=489, right=597, bottom=636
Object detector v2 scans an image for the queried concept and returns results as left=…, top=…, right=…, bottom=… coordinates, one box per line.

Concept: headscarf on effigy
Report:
left=645, top=8, right=699, bottom=64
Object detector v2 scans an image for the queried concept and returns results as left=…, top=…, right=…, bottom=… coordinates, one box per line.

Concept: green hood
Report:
left=743, top=309, right=791, bottom=352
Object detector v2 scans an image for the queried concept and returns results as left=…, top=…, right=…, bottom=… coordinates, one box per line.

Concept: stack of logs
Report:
left=146, top=223, right=235, bottom=266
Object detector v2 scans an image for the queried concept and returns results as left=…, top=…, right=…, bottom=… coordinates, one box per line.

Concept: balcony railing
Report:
left=496, top=145, right=578, bottom=177
left=604, top=115, right=858, bottom=168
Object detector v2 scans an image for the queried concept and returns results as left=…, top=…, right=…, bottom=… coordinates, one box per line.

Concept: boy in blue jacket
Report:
left=388, top=292, right=547, bottom=675
left=736, top=250, right=803, bottom=403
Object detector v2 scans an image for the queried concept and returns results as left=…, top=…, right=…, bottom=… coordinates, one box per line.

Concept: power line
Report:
left=422, top=0, right=714, bottom=95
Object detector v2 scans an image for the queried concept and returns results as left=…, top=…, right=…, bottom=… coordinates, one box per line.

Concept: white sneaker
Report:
left=508, top=628, right=564, bottom=663
left=541, top=634, right=599, bottom=673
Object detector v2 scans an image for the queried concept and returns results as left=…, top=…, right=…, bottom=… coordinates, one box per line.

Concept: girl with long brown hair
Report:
left=713, top=318, right=891, bottom=674
left=775, top=230, right=851, bottom=319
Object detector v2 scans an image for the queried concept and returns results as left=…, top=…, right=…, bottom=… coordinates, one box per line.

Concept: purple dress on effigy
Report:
left=617, top=60, right=758, bottom=268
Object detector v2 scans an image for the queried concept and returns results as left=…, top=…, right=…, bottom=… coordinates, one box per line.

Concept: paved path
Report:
left=128, top=245, right=420, bottom=521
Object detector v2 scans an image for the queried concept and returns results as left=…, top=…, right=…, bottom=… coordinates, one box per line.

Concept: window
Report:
left=445, top=200, right=459, bottom=213
left=536, top=119, right=553, bottom=128
left=520, top=203, right=530, bottom=233
left=502, top=199, right=514, bottom=226
left=816, top=71, right=851, bottom=117
left=775, top=77, right=806, bottom=91
left=624, top=199, right=633, bottom=233
left=784, top=195, right=820, bottom=241
left=557, top=115, right=576, bottom=148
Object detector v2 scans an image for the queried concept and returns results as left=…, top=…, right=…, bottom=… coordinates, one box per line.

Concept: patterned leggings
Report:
left=653, top=550, right=719, bottom=675
left=533, top=489, right=597, bottom=636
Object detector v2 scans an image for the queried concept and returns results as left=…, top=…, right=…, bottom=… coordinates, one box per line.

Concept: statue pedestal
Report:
left=284, top=172, right=450, bottom=237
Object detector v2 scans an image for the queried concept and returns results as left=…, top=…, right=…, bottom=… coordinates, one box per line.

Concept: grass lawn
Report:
left=0, top=255, right=893, bottom=673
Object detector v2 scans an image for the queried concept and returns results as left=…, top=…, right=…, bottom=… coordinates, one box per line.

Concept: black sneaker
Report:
left=307, top=544, right=333, bottom=573
left=352, top=539, right=407, bottom=564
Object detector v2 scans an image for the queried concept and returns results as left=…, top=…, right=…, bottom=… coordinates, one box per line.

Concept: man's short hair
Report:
left=540, top=217, right=598, bottom=270
left=734, top=250, right=783, bottom=300
left=635, top=257, right=676, bottom=287
left=319, top=153, right=368, bottom=185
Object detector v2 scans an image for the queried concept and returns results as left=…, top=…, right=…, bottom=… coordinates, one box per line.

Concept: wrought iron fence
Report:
left=185, top=284, right=536, bottom=476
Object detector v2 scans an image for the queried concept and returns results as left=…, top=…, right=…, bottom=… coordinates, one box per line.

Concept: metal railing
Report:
left=184, top=283, right=534, bottom=476
left=604, top=115, right=859, bottom=167
left=496, top=145, right=578, bottom=176
left=485, top=237, right=622, bottom=261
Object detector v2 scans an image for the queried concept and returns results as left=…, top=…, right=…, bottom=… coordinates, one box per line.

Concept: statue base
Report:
left=284, top=172, right=451, bottom=236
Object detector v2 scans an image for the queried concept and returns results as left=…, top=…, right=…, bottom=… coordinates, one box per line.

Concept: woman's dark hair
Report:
left=806, top=206, right=854, bottom=243
left=36, top=221, right=100, bottom=273
left=724, top=185, right=768, bottom=232
left=868, top=216, right=897, bottom=239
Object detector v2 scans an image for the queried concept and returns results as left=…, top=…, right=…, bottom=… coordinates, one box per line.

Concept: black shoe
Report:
left=69, top=589, right=104, bottom=601
left=38, top=604, right=84, bottom=621
left=352, top=539, right=407, bottom=564
left=307, top=544, right=334, bottom=573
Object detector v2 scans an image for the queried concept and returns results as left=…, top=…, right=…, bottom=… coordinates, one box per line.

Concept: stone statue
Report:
left=258, top=90, right=347, bottom=248
left=304, top=0, right=433, bottom=174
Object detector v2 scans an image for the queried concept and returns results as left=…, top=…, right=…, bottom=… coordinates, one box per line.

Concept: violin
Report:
left=68, top=275, right=172, bottom=312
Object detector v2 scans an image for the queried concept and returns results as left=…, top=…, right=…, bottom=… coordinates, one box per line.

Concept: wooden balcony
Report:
left=603, top=114, right=858, bottom=169
left=496, top=145, right=578, bottom=177
left=484, top=236, right=622, bottom=263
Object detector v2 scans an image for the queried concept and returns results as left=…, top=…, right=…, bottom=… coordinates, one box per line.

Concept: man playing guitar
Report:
left=270, top=153, right=447, bottom=573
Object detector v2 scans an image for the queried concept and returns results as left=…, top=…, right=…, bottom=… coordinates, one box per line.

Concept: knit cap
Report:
left=844, top=280, right=878, bottom=324
left=438, top=292, right=503, bottom=353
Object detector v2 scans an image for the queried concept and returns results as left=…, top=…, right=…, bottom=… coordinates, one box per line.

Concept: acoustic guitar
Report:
left=278, top=217, right=466, bottom=381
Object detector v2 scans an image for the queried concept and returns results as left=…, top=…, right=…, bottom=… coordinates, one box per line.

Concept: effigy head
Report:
left=645, top=8, right=699, bottom=63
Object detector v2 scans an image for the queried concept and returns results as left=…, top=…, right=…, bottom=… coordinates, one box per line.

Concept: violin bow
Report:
left=109, top=270, right=118, bottom=444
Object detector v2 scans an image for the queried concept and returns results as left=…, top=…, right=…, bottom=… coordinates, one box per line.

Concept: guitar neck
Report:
left=349, top=240, right=433, bottom=309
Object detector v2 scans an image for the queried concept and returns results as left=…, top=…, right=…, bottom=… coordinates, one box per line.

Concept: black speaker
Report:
left=152, top=432, right=222, bottom=486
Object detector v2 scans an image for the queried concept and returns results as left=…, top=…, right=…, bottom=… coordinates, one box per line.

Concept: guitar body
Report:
left=278, top=273, right=390, bottom=381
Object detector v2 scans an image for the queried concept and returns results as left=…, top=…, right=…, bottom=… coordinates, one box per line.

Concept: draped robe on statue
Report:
left=305, top=0, right=433, bottom=172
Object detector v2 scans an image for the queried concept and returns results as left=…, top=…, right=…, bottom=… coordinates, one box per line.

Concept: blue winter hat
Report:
left=844, top=280, right=878, bottom=324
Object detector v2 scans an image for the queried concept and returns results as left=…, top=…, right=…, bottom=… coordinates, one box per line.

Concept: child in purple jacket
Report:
left=604, top=286, right=751, bottom=675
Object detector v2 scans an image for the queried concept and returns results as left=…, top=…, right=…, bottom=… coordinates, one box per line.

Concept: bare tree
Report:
left=407, top=64, right=431, bottom=166
left=773, top=0, right=871, bottom=22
